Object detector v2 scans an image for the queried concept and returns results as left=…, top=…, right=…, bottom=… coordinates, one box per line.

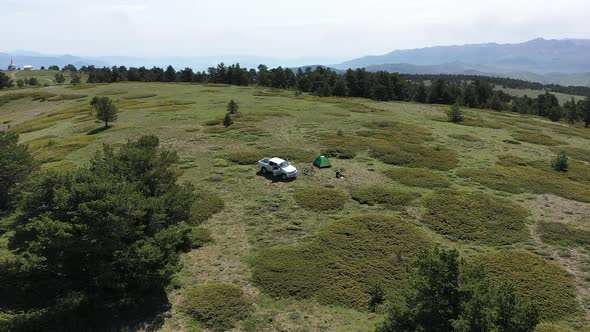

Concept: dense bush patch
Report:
left=512, top=131, right=567, bottom=146
left=448, top=133, right=482, bottom=142
left=457, top=162, right=590, bottom=203
left=182, top=283, right=250, bottom=331
left=319, top=133, right=372, bottom=159
left=190, top=227, right=213, bottom=248
left=369, top=143, right=459, bottom=171
left=120, top=93, right=158, bottom=100
left=351, top=186, right=420, bottom=209
left=263, top=147, right=316, bottom=163
left=382, top=167, right=451, bottom=188
left=293, top=187, right=348, bottom=212
left=190, top=189, right=225, bottom=224
left=224, top=150, right=265, bottom=165
left=422, top=190, right=529, bottom=245
left=320, top=127, right=459, bottom=170
left=538, top=222, right=590, bottom=248
left=363, top=120, right=432, bottom=141
left=252, top=214, right=433, bottom=308
left=478, top=250, right=578, bottom=321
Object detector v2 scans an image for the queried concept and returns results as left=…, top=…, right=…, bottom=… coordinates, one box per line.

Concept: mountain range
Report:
left=3, top=38, right=590, bottom=87
left=331, top=38, right=590, bottom=86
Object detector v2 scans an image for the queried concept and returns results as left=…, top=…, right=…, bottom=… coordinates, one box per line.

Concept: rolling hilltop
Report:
left=1, top=71, right=590, bottom=330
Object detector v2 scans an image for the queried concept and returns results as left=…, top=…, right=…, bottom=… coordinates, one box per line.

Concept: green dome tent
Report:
left=313, top=155, right=332, bottom=168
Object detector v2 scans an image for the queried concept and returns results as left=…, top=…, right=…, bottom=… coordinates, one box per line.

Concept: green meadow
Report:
left=1, top=74, right=590, bottom=331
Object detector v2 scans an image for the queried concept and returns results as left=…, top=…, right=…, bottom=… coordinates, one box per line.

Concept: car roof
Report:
left=269, top=157, right=286, bottom=164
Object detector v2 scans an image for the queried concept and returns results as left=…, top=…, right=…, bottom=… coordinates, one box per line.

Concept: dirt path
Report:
left=160, top=192, right=256, bottom=331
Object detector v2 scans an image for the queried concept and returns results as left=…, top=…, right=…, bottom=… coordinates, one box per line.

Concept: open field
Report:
left=1, top=81, right=590, bottom=331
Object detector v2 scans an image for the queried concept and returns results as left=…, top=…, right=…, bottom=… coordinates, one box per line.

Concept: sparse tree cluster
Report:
left=73, top=63, right=590, bottom=128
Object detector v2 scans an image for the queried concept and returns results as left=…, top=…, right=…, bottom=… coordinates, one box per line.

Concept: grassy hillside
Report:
left=1, top=82, right=589, bottom=331
left=2, top=69, right=84, bottom=87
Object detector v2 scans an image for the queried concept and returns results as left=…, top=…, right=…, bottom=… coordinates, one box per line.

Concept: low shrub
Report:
left=503, top=139, right=522, bottom=145
left=252, top=214, right=433, bottom=308
left=294, top=187, right=348, bottom=212
left=263, top=147, right=316, bottom=163
left=320, top=133, right=370, bottom=159
left=203, top=119, right=221, bottom=126
left=182, top=283, right=250, bottom=331
left=191, top=190, right=225, bottom=224
left=512, top=131, right=567, bottom=146
left=449, top=134, right=482, bottom=142
left=457, top=163, right=590, bottom=203
left=48, top=94, right=88, bottom=101
left=549, top=147, right=590, bottom=163
left=121, top=93, right=157, bottom=100
left=363, top=120, right=432, bottom=142
left=369, top=143, right=459, bottom=171
left=190, top=227, right=213, bottom=248
left=225, top=150, right=265, bottom=165
left=538, top=222, right=590, bottom=248
left=459, top=118, right=510, bottom=129
left=552, top=151, right=569, bottom=172
left=478, top=250, right=578, bottom=321
left=422, top=190, right=529, bottom=245
left=382, top=167, right=451, bottom=188
left=351, top=186, right=420, bottom=209
left=447, top=103, right=463, bottom=123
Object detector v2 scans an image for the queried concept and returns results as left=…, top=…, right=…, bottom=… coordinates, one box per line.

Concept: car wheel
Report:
left=281, top=174, right=287, bottom=181
left=261, top=168, right=267, bottom=174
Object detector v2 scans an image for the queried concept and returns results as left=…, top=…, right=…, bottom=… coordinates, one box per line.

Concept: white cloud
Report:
left=2, top=0, right=590, bottom=57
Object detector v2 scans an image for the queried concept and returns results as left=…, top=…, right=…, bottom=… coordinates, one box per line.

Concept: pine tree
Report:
left=91, top=97, right=118, bottom=128
left=70, top=73, right=81, bottom=85
left=548, top=106, right=563, bottom=122
left=227, top=100, right=240, bottom=114
left=564, top=97, right=578, bottom=125
left=413, top=82, right=428, bottom=103
left=581, top=97, right=590, bottom=128
left=164, top=65, right=177, bottom=82
left=55, top=73, right=65, bottom=85
left=332, top=77, right=349, bottom=97
left=552, top=151, right=569, bottom=172
left=447, top=102, right=464, bottom=123
left=223, top=113, right=233, bottom=127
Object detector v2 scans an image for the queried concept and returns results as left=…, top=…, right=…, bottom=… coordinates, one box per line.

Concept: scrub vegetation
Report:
left=1, top=76, right=589, bottom=331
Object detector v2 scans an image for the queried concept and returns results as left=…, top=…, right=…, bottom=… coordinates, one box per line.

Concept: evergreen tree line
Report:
left=4, top=63, right=590, bottom=126
left=79, top=63, right=590, bottom=126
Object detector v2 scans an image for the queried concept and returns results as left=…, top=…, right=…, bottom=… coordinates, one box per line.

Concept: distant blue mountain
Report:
left=333, top=38, right=590, bottom=74
left=0, top=52, right=345, bottom=71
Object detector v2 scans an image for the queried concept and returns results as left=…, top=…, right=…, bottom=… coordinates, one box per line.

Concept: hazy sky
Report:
left=3, top=0, right=590, bottom=58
